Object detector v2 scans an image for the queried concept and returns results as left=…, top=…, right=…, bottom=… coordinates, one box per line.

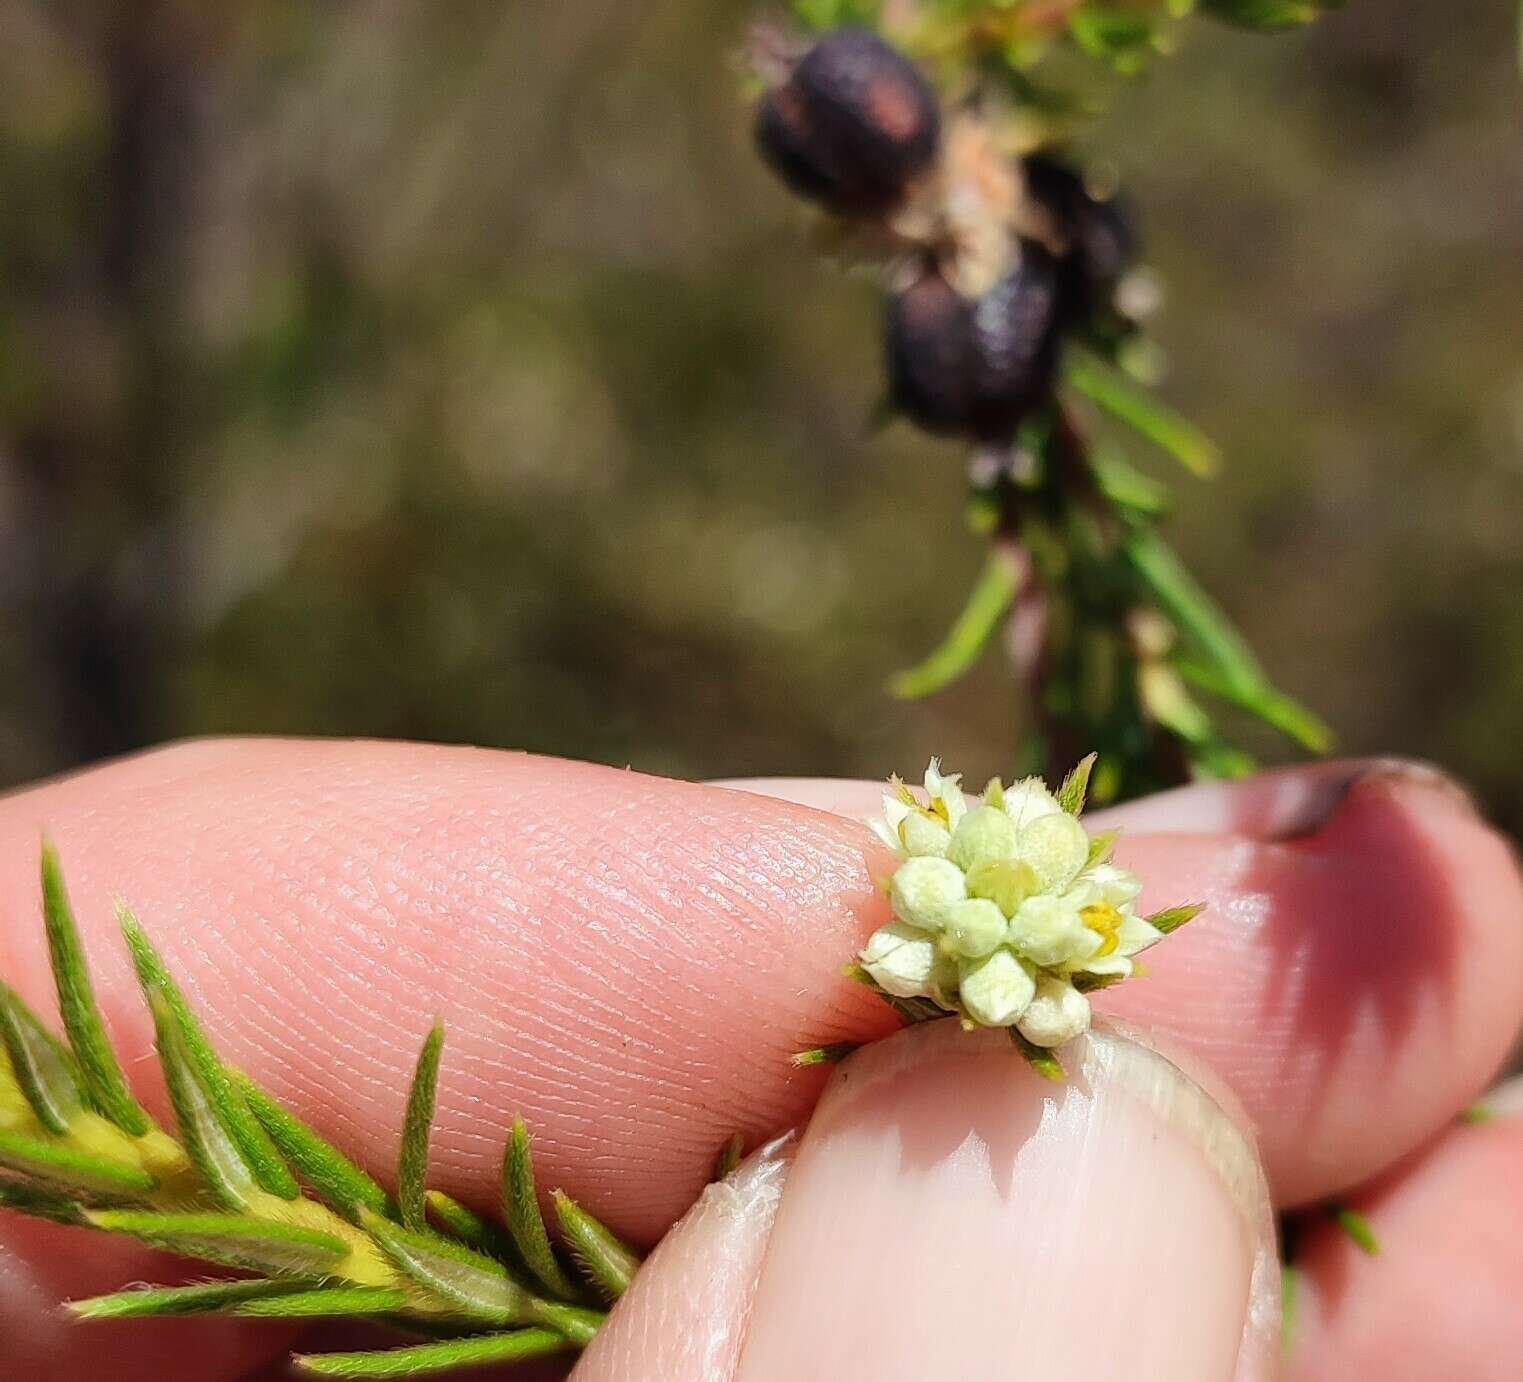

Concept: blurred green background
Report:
left=2, top=2, right=1521, bottom=828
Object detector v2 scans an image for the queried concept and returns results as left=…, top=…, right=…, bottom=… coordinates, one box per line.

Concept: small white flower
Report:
left=939, top=897, right=1008, bottom=959
left=1084, top=862, right=1143, bottom=907
left=1065, top=906, right=1163, bottom=980
left=1007, top=892, right=1097, bottom=968
left=958, top=949, right=1036, bottom=1027
left=1014, top=811, right=1090, bottom=893
left=922, top=759, right=968, bottom=829
left=1000, top=777, right=1064, bottom=828
left=888, top=856, right=966, bottom=931
left=1016, top=975, right=1091, bottom=1046
left=860, top=923, right=940, bottom=998
left=946, top=805, right=1020, bottom=872
left=965, top=857, right=1040, bottom=917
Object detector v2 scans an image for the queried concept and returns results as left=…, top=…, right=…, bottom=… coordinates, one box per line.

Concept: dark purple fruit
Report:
left=885, top=244, right=1063, bottom=443
left=755, top=28, right=941, bottom=215
left=1022, top=155, right=1136, bottom=322
left=883, top=268, right=972, bottom=435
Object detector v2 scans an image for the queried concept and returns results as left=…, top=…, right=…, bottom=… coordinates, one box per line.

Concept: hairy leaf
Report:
left=552, top=1191, right=641, bottom=1300
left=87, top=1209, right=350, bottom=1276
left=239, top=1075, right=390, bottom=1222
left=0, top=980, right=82, bottom=1134
left=502, top=1119, right=579, bottom=1301
left=0, top=1174, right=85, bottom=1224
left=424, top=1190, right=520, bottom=1265
left=70, top=1278, right=309, bottom=1320
left=360, top=1206, right=530, bottom=1325
left=293, top=1330, right=570, bottom=1378
left=398, top=1022, right=444, bottom=1231
left=145, top=990, right=257, bottom=1210
left=40, top=846, right=150, bottom=1136
left=237, top=1286, right=411, bottom=1319
left=122, top=913, right=298, bottom=1200
left=527, top=1299, right=604, bottom=1346
left=0, top=1126, right=156, bottom=1197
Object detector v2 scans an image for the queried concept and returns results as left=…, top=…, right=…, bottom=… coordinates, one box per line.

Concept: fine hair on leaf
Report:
left=40, top=844, right=150, bottom=1136
left=502, top=1118, right=580, bottom=1301
left=398, top=1021, right=445, bottom=1231
left=0, top=979, right=83, bottom=1135
left=122, top=910, right=299, bottom=1201
left=292, top=1329, right=572, bottom=1378
left=69, top=1278, right=310, bottom=1321
left=238, top=1074, right=392, bottom=1223
left=552, top=1190, right=642, bottom=1300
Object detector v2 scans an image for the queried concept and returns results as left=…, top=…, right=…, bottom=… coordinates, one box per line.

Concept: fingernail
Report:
left=1329, top=758, right=1481, bottom=830
left=735, top=1021, right=1277, bottom=1382
left=572, top=1135, right=795, bottom=1382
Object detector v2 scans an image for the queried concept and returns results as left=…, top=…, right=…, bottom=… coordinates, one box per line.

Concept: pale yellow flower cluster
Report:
left=861, top=761, right=1162, bottom=1047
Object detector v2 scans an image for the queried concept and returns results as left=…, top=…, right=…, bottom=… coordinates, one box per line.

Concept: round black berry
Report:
left=1022, top=155, right=1136, bottom=323
left=755, top=28, right=941, bottom=215
left=884, top=245, right=1063, bottom=443
left=883, top=268, right=973, bottom=435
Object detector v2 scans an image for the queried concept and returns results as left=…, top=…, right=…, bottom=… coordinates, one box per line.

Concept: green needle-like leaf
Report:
left=0, top=1174, right=84, bottom=1224
left=552, top=1190, right=642, bottom=1300
left=712, top=1132, right=744, bottom=1183
left=122, top=912, right=298, bottom=1200
left=360, top=1206, right=531, bottom=1325
left=398, top=1022, right=444, bottom=1231
left=424, top=1190, right=520, bottom=1265
left=1066, top=352, right=1220, bottom=477
left=87, top=1209, right=350, bottom=1276
left=1124, top=529, right=1266, bottom=701
left=1146, top=903, right=1205, bottom=935
left=70, top=1278, right=309, bottom=1320
left=888, top=547, right=1021, bottom=700
left=1333, top=1206, right=1381, bottom=1255
left=0, top=1126, right=157, bottom=1197
left=41, top=845, right=150, bottom=1136
left=502, top=1119, right=580, bottom=1301
left=1009, top=1028, right=1066, bottom=1083
left=238, top=1075, right=391, bottom=1223
left=789, top=1042, right=861, bottom=1067
left=294, top=1330, right=571, bottom=1378
left=527, top=1299, right=604, bottom=1346
left=236, top=1286, right=410, bottom=1319
left=1093, top=450, right=1171, bottom=517
left=1174, top=656, right=1334, bottom=753
left=145, top=990, right=257, bottom=1210
left=1281, top=1262, right=1300, bottom=1351
left=0, top=980, right=83, bottom=1134
left=1055, top=753, right=1098, bottom=816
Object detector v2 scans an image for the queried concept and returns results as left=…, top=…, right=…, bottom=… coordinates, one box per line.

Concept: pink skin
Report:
left=0, top=741, right=1516, bottom=1379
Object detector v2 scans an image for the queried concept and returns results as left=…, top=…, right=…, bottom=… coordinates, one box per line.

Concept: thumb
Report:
left=575, top=1020, right=1279, bottom=1382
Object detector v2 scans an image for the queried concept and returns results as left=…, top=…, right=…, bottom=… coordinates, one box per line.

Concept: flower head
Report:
left=858, top=757, right=1198, bottom=1054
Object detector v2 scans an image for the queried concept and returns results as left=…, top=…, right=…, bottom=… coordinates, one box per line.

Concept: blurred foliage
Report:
left=1, top=1, right=1522, bottom=832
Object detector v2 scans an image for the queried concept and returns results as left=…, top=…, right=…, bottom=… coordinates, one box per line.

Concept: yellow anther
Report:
left=1081, top=901, right=1123, bottom=958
